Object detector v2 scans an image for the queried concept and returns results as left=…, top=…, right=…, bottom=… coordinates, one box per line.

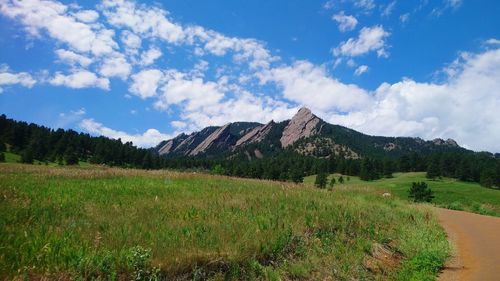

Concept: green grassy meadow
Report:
left=305, top=172, right=500, bottom=217
left=0, top=163, right=448, bottom=280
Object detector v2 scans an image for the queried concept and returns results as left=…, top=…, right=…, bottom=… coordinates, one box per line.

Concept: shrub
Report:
left=211, top=164, right=225, bottom=175
left=0, top=152, right=5, bottom=162
left=409, top=182, right=434, bottom=203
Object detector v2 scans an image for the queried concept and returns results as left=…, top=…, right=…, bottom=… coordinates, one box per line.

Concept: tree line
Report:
left=0, top=114, right=163, bottom=169
left=1, top=114, right=498, bottom=188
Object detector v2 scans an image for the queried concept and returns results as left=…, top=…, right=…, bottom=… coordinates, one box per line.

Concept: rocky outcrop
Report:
left=432, top=138, right=459, bottom=147
left=157, top=133, right=188, bottom=155
left=235, top=121, right=274, bottom=147
left=280, top=107, right=321, bottom=147
left=189, top=124, right=232, bottom=156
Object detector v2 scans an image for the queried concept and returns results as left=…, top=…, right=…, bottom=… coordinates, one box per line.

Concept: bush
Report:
left=0, top=152, right=5, bottom=162
left=409, top=182, right=434, bottom=203
left=211, top=164, right=225, bottom=175
left=126, top=246, right=159, bottom=281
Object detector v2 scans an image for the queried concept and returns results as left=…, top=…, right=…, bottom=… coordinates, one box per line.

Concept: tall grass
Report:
left=0, top=164, right=448, bottom=280
left=305, top=172, right=500, bottom=217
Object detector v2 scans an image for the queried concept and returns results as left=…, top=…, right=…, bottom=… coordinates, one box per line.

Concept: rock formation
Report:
left=280, top=107, right=321, bottom=147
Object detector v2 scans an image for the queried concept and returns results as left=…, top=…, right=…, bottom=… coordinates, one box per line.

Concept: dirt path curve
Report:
left=436, top=208, right=500, bottom=281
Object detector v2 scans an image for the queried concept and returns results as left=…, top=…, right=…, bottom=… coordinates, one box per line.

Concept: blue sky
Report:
left=0, top=0, right=499, bottom=152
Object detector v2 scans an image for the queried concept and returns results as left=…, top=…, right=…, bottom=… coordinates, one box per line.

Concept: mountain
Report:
left=156, top=107, right=466, bottom=159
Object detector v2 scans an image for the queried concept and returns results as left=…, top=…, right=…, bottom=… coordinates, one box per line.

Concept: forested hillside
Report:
left=1, top=114, right=499, bottom=188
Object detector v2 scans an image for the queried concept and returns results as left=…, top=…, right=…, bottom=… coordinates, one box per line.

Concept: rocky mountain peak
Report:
left=280, top=107, right=322, bottom=147
left=235, top=120, right=275, bottom=147
left=189, top=124, right=232, bottom=156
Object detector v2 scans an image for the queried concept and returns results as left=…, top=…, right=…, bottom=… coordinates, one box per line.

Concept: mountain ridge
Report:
left=156, top=107, right=465, bottom=159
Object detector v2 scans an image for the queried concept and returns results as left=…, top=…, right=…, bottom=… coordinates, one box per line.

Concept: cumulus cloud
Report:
left=154, top=71, right=225, bottom=112
left=139, top=47, right=162, bottom=66
left=0, top=67, right=36, bottom=91
left=333, top=25, right=390, bottom=58
left=332, top=12, right=358, bottom=32
left=100, top=0, right=275, bottom=70
left=80, top=118, right=172, bottom=148
left=326, top=46, right=500, bottom=152
left=258, top=60, right=372, bottom=112
left=55, top=49, right=93, bottom=67
left=129, top=69, right=164, bottom=99
left=99, top=52, right=131, bottom=79
left=121, top=30, right=142, bottom=50
left=72, top=9, right=99, bottom=23
left=50, top=70, right=109, bottom=90
left=0, top=0, right=118, bottom=56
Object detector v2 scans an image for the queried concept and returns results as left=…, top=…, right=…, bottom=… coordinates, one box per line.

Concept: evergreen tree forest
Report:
left=1, top=114, right=499, bottom=188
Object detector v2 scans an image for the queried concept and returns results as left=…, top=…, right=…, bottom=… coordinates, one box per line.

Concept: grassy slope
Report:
left=0, top=164, right=448, bottom=280
left=305, top=172, right=500, bottom=217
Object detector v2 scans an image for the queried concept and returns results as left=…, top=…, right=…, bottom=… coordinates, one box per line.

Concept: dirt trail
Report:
left=437, top=208, right=500, bottom=281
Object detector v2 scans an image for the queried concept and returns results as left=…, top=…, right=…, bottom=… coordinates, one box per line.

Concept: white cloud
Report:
left=80, top=118, right=172, bottom=148
left=445, top=0, right=462, bottom=9
left=400, top=13, right=410, bottom=24
left=171, top=120, right=187, bottom=130
left=485, top=38, right=500, bottom=46
left=431, top=0, right=463, bottom=16
left=332, top=12, right=358, bottom=32
left=382, top=1, right=397, bottom=17
left=353, top=0, right=375, bottom=10
left=333, top=25, right=390, bottom=57
left=323, top=1, right=335, bottom=10
left=139, top=47, right=162, bottom=66
left=56, top=107, right=86, bottom=128
left=155, top=71, right=225, bottom=112
left=121, top=30, right=142, bottom=50
left=258, top=60, right=371, bottom=112
left=0, top=0, right=118, bottom=56
left=99, top=53, right=131, bottom=80
left=129, top=69, right=164, bottom=99
left=55, top=49, right=93, bottom=67
left=354, top=65, right=369, bottom=76
left=100, top=0, right=185, bottom=44
left=326, top=46, right=500, bottom=152
left=72, top=10, right=99, bottom=23
left=0, top=68, right=36, bottom=90
left=50, top=70, right=109, bottom=90
left=101, top=0, right=276, bottom=70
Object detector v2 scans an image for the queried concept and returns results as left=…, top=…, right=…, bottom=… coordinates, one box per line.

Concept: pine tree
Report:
left=64, top=147, right=79, bottom=165
left=426, top=157, right=441, bottom=180
left=338, top=176, right=344, bottom=184
left=383, top=159, right=395, bottom=178
left=399, top=155, right=411, bottom=172
left=408, top=182, right=434, bottom=202
left=480, top=168, right=496, bottom=188
left=315, top=172, right=328, bottom=189
left=360, top=158, right=378, bottom=181
left=329, top=177, right=336, bottom=188
left=21, top=148, right=34, bottom=164
left=290, top=166, right=304, bottom=183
